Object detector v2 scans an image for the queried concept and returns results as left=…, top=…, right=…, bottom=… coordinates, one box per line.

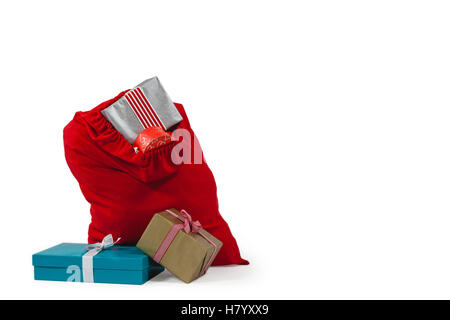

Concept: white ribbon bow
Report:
left=82, top=234, right=120, bottom=283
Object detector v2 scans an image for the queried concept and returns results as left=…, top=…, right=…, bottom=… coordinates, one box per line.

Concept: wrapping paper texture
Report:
left=134, top=127, right=172, bottom=153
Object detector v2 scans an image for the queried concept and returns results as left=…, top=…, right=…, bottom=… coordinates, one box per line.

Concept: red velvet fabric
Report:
left=63, top=91, right=248, bottom=266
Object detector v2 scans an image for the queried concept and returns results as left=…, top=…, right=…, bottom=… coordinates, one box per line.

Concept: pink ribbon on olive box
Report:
left=137, top=209, right=223, bottom=283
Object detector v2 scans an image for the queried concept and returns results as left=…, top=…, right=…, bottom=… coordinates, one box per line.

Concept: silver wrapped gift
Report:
left=101, top=77, right=183, bottom=144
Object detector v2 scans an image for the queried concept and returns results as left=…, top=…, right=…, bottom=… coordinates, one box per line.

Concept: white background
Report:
left=1, top=1, right=449, bottom=299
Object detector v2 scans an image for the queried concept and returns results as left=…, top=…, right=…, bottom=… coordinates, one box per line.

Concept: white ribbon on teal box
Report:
left=82, top=234, right=120, bottom=283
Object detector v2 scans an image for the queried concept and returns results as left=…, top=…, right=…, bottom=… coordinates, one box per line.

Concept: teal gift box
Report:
left=32, top=242, right=164, bottom=285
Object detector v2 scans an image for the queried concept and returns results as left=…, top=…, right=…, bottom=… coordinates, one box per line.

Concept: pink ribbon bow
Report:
left=152, top=209, right=219, bottom=277
left=179, top=209, right=202, bottom=234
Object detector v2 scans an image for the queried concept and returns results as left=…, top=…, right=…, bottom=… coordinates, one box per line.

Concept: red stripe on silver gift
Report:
left=128, top=90, right=157, bottom=127
left=129, top=89, right=159, bottom=128
left=124, top=88, right=166, bottom=129
left=124, top=92, right=153, bottom=128
left=136, top=87, right=166, bottom=130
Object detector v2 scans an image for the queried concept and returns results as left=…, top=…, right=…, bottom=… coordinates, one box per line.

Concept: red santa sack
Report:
left=63, top=90, right=248, bottom=266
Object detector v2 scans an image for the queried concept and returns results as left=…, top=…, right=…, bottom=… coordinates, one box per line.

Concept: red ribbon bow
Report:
left=180, top=209, right=202, bottom=234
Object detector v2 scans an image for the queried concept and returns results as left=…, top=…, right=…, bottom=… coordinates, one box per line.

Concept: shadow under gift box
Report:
left=137, top=209, right=223, bottom=283
left=32, top=243, right=164, bottom=285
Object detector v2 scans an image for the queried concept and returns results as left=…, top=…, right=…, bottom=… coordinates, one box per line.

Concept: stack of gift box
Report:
left=32, top=78, right=224, bottom=284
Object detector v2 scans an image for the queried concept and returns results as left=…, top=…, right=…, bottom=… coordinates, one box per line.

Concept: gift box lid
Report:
left=32, top=243, right=151, bottom=271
